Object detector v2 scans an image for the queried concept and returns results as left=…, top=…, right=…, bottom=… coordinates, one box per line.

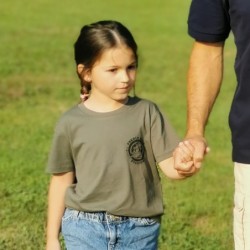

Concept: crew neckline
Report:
left=78, top=96, right=137, bottom=117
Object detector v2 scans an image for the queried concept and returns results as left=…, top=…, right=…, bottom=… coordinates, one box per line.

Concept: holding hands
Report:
left=174, top=136, right=210, bottom=177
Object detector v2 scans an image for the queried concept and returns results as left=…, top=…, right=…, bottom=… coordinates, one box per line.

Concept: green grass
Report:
left=0, top=0, right=236, bottom=249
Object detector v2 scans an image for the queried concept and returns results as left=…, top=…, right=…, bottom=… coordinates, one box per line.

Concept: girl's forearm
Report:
left=46, top=172, right=75, bottom=242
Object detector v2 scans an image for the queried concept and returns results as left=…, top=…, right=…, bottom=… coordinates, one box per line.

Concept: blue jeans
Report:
left=61, top=208, right=160, bottom=250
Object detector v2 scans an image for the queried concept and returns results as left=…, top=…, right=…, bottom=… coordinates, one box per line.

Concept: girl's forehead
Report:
left=96, top=46, right=136, bottom=66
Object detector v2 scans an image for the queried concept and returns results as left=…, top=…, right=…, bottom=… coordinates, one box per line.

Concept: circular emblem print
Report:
left=127, top=137, right=145, bottom=164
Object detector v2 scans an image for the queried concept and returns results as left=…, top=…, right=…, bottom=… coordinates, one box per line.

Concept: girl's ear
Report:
left=77, top=64, right=91, bottom=82
left=77, top=64, right=84, bottom=74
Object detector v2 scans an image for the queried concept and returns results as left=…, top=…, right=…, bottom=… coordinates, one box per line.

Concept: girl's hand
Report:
left=46, top=239, right=61, bottom=250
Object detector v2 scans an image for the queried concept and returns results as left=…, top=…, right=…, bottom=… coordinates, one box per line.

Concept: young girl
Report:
left=46, top=20, right=196, bottom=250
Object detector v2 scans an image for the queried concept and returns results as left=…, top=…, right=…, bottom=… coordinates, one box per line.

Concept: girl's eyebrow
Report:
left=129, top=61, right=137, bottom=65
left=105, top=61, right=137, bottom=68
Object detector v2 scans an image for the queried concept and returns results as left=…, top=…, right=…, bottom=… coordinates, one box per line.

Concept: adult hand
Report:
left=174, top=135, right=209, bottom=176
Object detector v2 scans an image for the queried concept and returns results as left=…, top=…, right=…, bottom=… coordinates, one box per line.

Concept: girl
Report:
left=46, top=20, right=196, bottom=250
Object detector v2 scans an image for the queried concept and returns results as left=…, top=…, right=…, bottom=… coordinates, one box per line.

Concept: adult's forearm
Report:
left=186, top=41, right=224, bottom=137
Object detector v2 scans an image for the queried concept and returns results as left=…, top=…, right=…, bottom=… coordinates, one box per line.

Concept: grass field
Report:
left=0, top=0, right=236, bottom=249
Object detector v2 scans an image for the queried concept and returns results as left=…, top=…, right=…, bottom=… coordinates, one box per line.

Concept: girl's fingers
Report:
left=177, top=166, right=198, bottom=177
left=177, top=161, right=194, bottom=171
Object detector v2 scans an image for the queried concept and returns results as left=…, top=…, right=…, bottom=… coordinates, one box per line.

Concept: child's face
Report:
left=86, top=45, right=137, bottom=104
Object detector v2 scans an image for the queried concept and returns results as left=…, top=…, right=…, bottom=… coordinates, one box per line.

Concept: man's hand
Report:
left=174, top=136, right=209, bottom=176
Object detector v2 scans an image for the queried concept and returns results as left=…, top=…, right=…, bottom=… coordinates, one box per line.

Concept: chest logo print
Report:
left=127, top=137, right=145, bottom=164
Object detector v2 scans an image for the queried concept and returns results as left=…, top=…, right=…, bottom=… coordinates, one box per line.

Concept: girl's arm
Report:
left=46, top=171, right=75, bottom=250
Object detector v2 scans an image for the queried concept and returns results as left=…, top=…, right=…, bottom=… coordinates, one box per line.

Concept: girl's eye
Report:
left=128, top=65, right=137, bottom=70
left=108, top=68, right=117, bottom=73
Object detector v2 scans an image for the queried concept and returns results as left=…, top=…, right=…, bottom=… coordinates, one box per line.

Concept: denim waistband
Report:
left=65, top=208, right=161, bottom=223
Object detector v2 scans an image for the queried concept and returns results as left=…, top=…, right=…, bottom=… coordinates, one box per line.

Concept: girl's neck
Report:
left=83, top=95, right=129, bottom=113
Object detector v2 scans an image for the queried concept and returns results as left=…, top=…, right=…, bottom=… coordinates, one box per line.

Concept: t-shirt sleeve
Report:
left=188, top=0, right=231, bottom=42
left=46, top=117, right=75, bottom=174
left=150, top=104, right=180, bottom=163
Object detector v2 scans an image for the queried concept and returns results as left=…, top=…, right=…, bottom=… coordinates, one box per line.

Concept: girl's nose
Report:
left=121, top=70, right=129, bottom=83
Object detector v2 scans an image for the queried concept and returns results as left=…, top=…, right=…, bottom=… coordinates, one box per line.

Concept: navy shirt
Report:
left=188, top=0, right=250, bottom=163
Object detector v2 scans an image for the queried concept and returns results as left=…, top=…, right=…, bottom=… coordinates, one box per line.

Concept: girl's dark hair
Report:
left=74, top=20, right=138, bottom=100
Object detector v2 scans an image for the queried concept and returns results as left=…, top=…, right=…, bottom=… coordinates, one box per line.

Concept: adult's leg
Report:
left=234, top=162, right=250, bottom=250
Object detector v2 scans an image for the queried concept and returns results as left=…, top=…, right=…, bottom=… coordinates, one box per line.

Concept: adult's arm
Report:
left=46, top=171, right=75, bottom=250
left=175, top=41, right=225, bottom=173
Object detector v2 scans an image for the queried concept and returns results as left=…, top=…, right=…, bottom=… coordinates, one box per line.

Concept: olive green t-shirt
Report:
left=47, top=96, right=179, bottom=217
